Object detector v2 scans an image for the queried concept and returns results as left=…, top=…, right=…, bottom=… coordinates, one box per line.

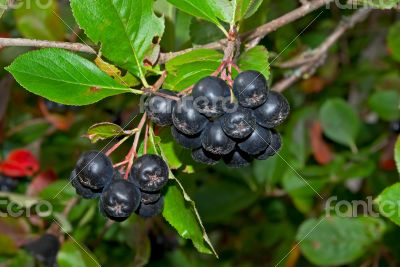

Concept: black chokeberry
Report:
left=254, top=130, right=282, bottom=160
left=201, top=120, right=235, bottom=155
left=136, top=196, right=164, bottom=218
left=172, top=96, right=208, bottom=135
left=191, top=147, right=221, bottom=165
left=233, top=70, right=268, bottom=108
left=223, top=148, right=253, bottom=168
left=145, top=89, right=177, bottom=126
left=75, top=151, right=114, bottom=190
left=131, top=154, right=169, bottom=192
left=171, top=126, right=202, bottom=149
left=221, top=107, right=256, bottom=139
left=141, top=191, right=161, bottom=204
left=70, top=169, right=101, bottom=199
left=100, top=179, right=141, bottom=221
left=254, top=91, right=290, bottom=128
left=23, top=234, right=60, bottom=267
left=192, top=76, right=230, bottom=118
left=0, top=175, right=18, bottom=192
left=238, top=125, right=272, bottom=155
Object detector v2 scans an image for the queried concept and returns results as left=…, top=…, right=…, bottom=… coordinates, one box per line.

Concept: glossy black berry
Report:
left=171, top=126, right=202, bottom=149
left=0, top=175, right=18, bottom=192
left=23, top=234, right=60, bottom=267
left=221, top=107, right=256, bottom=139
left=172, top=96, right=208, bottom=135
left=254, top=91, right=290, bottom=128
left=254, top=130, right=282, bottom=160
left=192, top=76, right=230, bottom=118
left=70, top=169, right=101, bottom=199
left=131, top=155, right=169, bottom=192
left=191, top=147, right=221, bottom=165
left=238, top=125, right=272, bottom=155
left=233, top=70, right=268, bottom=108
left=75, top=151, right=114, bottom=190
left=136, top=196, right=164, bottom=218
left=145, top=89, right=177, bottom=126
left=100, top=179, right=141, bottom=221
left=201, top=120, right=235, bottom=155
left=223, top=149, right=253, bottom=168
left=140, top=191, right=161, bottom=204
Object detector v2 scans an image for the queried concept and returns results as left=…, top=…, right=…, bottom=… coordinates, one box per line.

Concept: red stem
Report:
left=113, top=160, right=128, bottom=168
left=105, top=135, right=129, bottom=157
left=143, top=122, right=149, bottom=155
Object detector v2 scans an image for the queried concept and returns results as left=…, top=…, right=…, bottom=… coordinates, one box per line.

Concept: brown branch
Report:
left=272, top=8, right=371, bottom=92
left=0, top=38, right=97, bottom=54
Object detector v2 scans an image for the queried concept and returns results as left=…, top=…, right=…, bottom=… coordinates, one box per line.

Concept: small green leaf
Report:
left=395, top=136, right=400, bottom=174
left=6, top=48, right=137, bottom=106
left=388, top=22, right=400, bottom=62
left=319, top=99, right=360, bottom=151
left=238, top=45, right=270, bottom=80
left=86, top=122, right=126, bottom=143
left=58, top=240, right=101, bottom=267
left=233, top=0, right=264, bottom=22
left=368, top=90, right=400, bottom=121
left=70, top=0, right=164, bottom=79
left=164, top=49, right=223, bottom=91
left=297, top=216, right=385, bottom=266
left=376, top=182, right=400, bottom=225
left=14, top=0, right=65, bottom=41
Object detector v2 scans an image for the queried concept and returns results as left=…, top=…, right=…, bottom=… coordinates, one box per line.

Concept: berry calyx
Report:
left=201, top=120, right=235, bottom=155
left=171, top=126, right=202, bottom=149
left=253, top=91, right=290, bottom=128
left=192, top=76, right=230, bottom=118
left=131, top=155, right=169, bottom=192
left=145, top=89, right=177, bottom=126
left=172, top=96, right=208, bottom=135
left=233, top=70, right=268, bottom=108
left=75, top=151, right=114, bottom=190
left=221, top=107, right=256, bottom=139
left=136, top=196, right=164, bottom=218
left=238, top=125, right=272, bottom=155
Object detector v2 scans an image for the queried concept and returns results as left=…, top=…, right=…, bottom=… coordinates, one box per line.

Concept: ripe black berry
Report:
left=201, top=120, right=235, bottom=155
left=254, top=91, right=290, bottom=128
left=75, top=151, right=114, bottom=190
left=192, top=76, right=230, bottom=118
left=141, top=191, right=161, bottom=204
left=70, top=169, right=101, bottom=199
left=223, top=148, right=253, bottom=168
left=171, top=126, right=202, bottom=149
left=191, top=147, right=221, bottom=165
left=254, top=130, right=282, bottom=160
left=172, top=96, right=208, bottom=135
left=0, top=175, right=18, bottom=192
left=221, top=107, right=256, bottom=139
left=100, top=179, right=141, bottom=221
left=23, top=234, right=60, bottom=267
left=238, top=125, right=272, bottom=155
left=145, top=89, right=177, bottom=126
left=136, top=196, right=164, bottom=218
left=131, top=154, right=169, bottom=192
left=233, top=70, right=268, bottom=108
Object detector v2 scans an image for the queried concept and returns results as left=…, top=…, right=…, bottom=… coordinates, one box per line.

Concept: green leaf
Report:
left=167, top=0, right=231, bottom=31
left=14, top=0, right=65, bottom=41
left=58, top=240, right=101, bottom=267
left=233, top=0, right=264, bottom=22
left=368, top=90, right=400, bottom=121
left=86, top=122, right=127, bottom=143
left=355, top=0, right=400, bottom=9
left=163, top=179, right=217, bottom=256
left=0, top=233, right=18, bottom=255
left=376, top=182, right=400, bottom=225
left=395, top=136, right=400, bottom=174
left=6, top=48, right=137, bottom=106
left=164, top=49, right=223, bottom=91
left=70, top=0, right=164, bottom=80
left=297, top=216, right=385, bottom=266
left=388, top=22, right=400, bottom=62
left=238, top=45, right=270, bottom=80
left=319, top=98, right=360, bottom=151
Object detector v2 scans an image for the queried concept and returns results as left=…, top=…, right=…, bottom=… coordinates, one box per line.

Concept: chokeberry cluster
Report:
left=71, top=151, right=168, bottom=221
left=145, top=70, right=290, bottom=168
